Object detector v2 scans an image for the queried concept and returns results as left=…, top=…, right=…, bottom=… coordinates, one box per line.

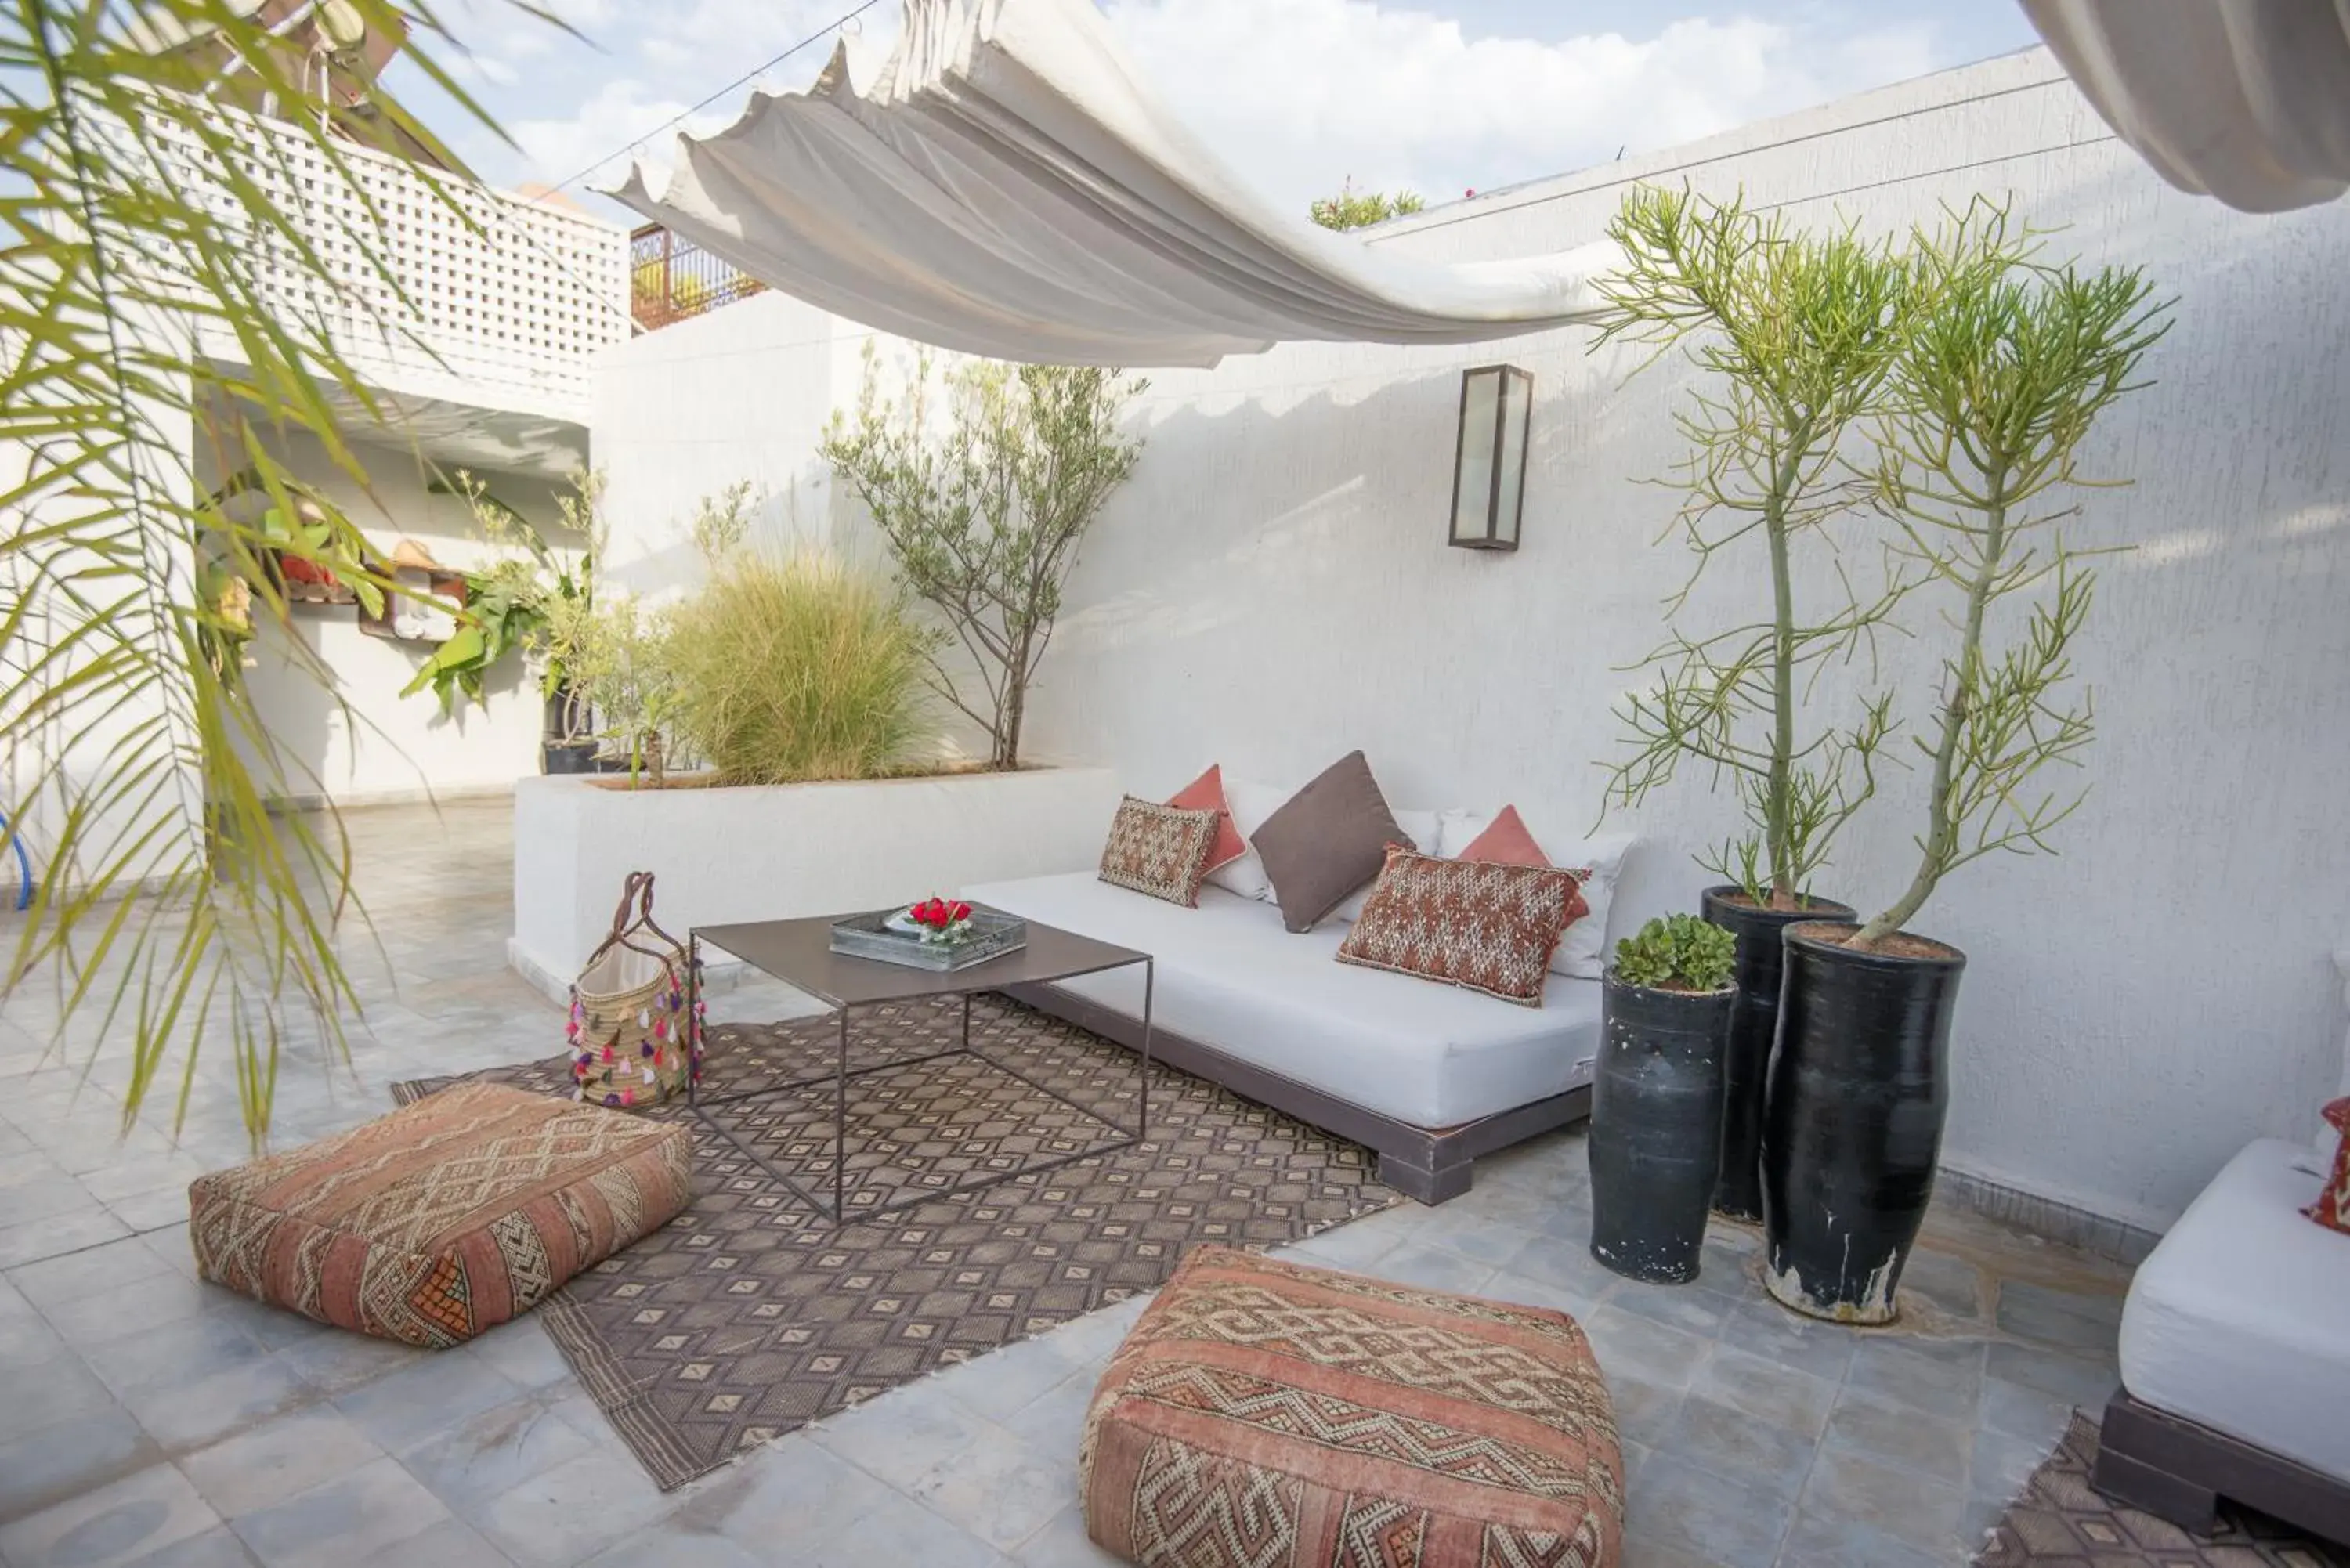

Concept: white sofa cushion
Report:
left=1436, top=811, right=1634, bottom=981
left=964, top=872, right=1601, bottom=1130
left=1200, top=778, right=1289, bottom=901
left=2117, top=1138, right=2350, bottom=1483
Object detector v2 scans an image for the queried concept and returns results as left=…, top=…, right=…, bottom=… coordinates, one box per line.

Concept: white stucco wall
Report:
left=590, top=49, right=2350, bottom=1234
left=219, top=433, right=583, bottom=806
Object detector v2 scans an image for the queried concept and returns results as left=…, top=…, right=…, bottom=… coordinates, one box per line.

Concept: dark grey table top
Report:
left=692, top=905, right=1149, bottom=1008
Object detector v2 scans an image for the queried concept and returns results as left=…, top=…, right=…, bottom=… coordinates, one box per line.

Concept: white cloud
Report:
left=1101, top=0, right=1943, bottom=210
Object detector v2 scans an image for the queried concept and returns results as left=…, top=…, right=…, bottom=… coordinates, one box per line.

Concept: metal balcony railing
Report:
left=631, top=224, right=766, bottom=331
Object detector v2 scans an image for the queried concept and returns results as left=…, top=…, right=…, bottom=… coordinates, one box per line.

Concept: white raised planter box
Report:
left=509, top=766, right=1124, bottom=1000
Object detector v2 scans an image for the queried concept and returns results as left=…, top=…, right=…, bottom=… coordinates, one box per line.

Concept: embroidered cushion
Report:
left=189, top=1082, right=692, bottom=1347
left=1336, top=847, right=1584, bottom=1006
left=1166, top=764, right=1248, bottom=876
left=1251, top=750, right=1408, bottom=933
left=2308, top=1097, right=2350, bottom=1235
left=1099, top=795, right=1223, bottom=906
left=1080, top=1245, right=1624, bottom=1568
left=1437, top=811, right=1629, bottom=981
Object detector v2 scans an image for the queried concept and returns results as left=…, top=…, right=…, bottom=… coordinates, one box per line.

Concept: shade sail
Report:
left=2025, top=0, right=2350, bottom=213
left=609, top=0, right=1619, bottom=368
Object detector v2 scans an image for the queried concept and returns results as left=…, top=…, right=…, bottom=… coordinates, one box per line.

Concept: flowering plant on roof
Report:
left=906, top=895, right=974, bottom=945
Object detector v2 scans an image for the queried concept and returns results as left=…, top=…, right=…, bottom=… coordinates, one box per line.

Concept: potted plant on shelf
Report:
left=1592, top=186, right=1911, bottom=1222
left=1590, top=914, right=1739, bottom=1284
left=1761, top=204, right=2171, bottom=1324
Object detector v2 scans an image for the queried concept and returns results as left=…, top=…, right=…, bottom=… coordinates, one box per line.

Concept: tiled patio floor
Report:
left=0, top=800, right=2135, bottom=1567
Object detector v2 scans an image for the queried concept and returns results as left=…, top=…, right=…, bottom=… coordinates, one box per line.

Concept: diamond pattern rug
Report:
left=392, top=992, right=1399, bottom=1490
left=1975, top=1413, right=2348, bottom=1565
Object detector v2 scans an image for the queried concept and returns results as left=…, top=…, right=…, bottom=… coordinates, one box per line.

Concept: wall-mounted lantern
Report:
left=1448, top=363, right=1533, bottom=551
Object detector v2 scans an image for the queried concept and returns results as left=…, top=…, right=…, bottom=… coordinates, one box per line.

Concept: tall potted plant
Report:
left=1593, top=187, right=1912, bottom=1220
left=1762, top=205, right=2171, bottom=1322
left=1591, top=916, right=1738, bottom=1284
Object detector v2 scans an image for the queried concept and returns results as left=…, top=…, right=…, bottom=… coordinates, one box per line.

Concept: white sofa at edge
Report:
left=508, top=766, right=1123, bottom=999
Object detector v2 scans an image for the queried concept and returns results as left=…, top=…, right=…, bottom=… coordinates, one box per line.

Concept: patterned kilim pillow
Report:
left=1336, top=845, right=1585, bottom=1006
left=1080, top=1245, right=1624, bottom=1568
left=2308, top=1096, right=2350, bottom=1235
left=1099, top=795, right=1224, bottom=906
left=189, top=1082, right=691, bottom=1347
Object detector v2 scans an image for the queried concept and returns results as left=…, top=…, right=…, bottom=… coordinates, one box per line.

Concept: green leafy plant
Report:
left=822, top=349, right=1147, bottom=770
left=664, top=554, right=932, bottom=785
left=689, top=479, right=758, bottom=564
left=1852, top=204, right=2171, bottom=947
left=1593, top=186, right=1919, bottom=909
left=543, top=591, right=679, bottom=786
left=0, top=0, right=533, bottom=1140
left=1309, top=179, right=1426, bottom=231
left=422, top=469, right=599, bottom=731
left=398, top=563, right=545, bottom=714
left=1613, top=915, right=1737, bottom=992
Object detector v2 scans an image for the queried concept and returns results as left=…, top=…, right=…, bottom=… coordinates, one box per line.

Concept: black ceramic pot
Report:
left=1702, top=887, right=1855, bottom=1221
left=1589, top=971, right=1736, bottom=1284
left=542, top=739, right=598, bottom=775
left=1760, top=922, right=1965, bottom=1324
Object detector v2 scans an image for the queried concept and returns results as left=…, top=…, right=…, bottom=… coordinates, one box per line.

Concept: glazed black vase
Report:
left=1760, top=922, right=1965, bottom=1324
left=1702, top=887, right=1854, bottom=1221
left=1589, top=971, right=1736, bottom=1284
left=542, top=739, right=598, bottom=775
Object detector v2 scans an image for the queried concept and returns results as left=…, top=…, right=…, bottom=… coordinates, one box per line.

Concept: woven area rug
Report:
left=1975, top=1414, right=2349, bottom=1565
left=392, top=992, right=1398, bottom=1490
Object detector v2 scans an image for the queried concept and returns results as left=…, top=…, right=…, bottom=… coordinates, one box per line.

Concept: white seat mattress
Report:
left=2117, top=1137, right=2350, bottom=1483
left=962, top=872, right=1600, bottom=1130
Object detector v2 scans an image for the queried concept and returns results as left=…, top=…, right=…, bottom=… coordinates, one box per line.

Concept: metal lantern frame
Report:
left=1448, top=363, right=1534, bottom=551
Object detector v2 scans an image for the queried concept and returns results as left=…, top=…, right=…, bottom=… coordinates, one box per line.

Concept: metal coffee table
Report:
left=685, top=908, right=1152, bottom=1228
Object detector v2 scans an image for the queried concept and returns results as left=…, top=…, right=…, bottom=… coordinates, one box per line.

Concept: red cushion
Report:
left=2309, top=1097, right=2350, bottom=1235
left=1458, top=803, right=1549, bottom=867
left=1168, top=764, right=1247, bottom=875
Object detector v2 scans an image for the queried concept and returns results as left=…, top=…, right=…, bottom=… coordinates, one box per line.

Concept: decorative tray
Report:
left=828, top=906, right=1029, bottom=971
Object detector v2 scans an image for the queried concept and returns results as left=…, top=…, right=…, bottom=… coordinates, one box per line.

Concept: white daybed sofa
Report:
left=961, top=871, right=1604, bottom=1201
left=2095, top=1137, right=2350, bottom=1543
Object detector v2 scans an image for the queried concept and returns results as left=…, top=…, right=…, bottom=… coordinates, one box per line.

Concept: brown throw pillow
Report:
left=1337, top=846, right=1585, bottom=1006
left=1098, top=796, right=1223, bottom=906
left=1249, top=750, right=1406, bottom=932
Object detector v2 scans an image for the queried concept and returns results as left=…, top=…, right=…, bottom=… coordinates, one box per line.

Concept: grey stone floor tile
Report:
left=331, top=1350, right=522, bottom=1453
left=396, top=1397, right=598, bottom=1516
left=1371, top=1241, right=1497, bottom=1295
left=1691, top=1346, right=1839, bottom=1440
left=1843, top=1335, right=1987, bottom=1422
left=273, top=1328, right=427, bottom=1394
left=1482, top=1266, right=1605, bottom=1322
left=8, top=1235, right=175, bottom=1313
left=1272, top=1216, right=1404, bottom=1271
left=1983, top=1340, right=2118, bottom=1407
left=1969, top=1422, right=2063, bottom=1510
left=1608, top=1276, right=1737, bottom=1339
left=786, top=1496, right=1010, bottom=1568
left=121, top=1523, right=262, bottom=1568
left=44, top=1272, right=218, bottom=1353
left=349, top=1517, right=515, bottom=1568
left=920, top=1333, right=1091, bottom=1422
left=1657, top=1393, right=1820, bottom=1503
left=577, top=1527, right=760, bottom=1568
left=121, top=1353, right=316, bottom=1453
left=83, top=1312, right=268, bottom=1400
left=906, top=1423, right=1078, bottom=1550
left=1896, top=1250, right=1988, bottom=1324
left=1719, top=1297, right=1861, bottom=1385
left=1627, top=1451, right=1792, bottom=1568
left=0, top=1208, right=131, bottom=1269
left=101, top=1189, right=194, bottom=1237
left=1008, top=1505, right=1122, bottom=1567
left=1994, top=1279, right=2124, bottom=1352
left=1776, top=1508, right=1952, bottom=1567
left=1799, top=1446, right=1967, bottom=1560
left=1497, top=1232, right=1623, bottom=1304
left=0, top=1406, right=159, bottom=1526
left=1822, top=1387, right=1973, bottom=1489
left=8, top=1356, right=122, bottom=1440
left=675, top=1434, right=894, bottom=1546
left=464, top=1321, right=574, bottom=1393
left=228, top=1456, right=452, bottom=1568
left=0, top=1462, right=220, bottom=1568
left=1582, top=1303, right=1715, bottom=1392
left=461, top=1447, right=674, bottom=1567
left=179, top=1406, right=386, bottom=1519
left=999, top=1367, right=1097, bottom=1453
left=808, top=1384, right=1013, bottom=1494
left=1421, top=1211, right=1546, bottom=1269
left=1607, top=1373, right=1684, bottom=1451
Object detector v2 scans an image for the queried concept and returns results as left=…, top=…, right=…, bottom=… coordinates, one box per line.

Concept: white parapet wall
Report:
left=509, top=766, right=1124, bottom=999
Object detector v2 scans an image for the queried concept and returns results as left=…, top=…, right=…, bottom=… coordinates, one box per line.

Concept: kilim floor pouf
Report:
left=1079, top=1245, right=1625, bottom=1567
left=190, top=1082, right=692, bottom=1347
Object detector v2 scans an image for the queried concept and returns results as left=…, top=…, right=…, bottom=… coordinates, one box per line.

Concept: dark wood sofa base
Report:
left=1003, top=981, right=1593, bottom=1205
left=2095, top=1389, right=2350, bottom=1546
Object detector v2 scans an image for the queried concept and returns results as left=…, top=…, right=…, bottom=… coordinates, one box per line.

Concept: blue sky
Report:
left=403, top=0, right=2040, bottom=222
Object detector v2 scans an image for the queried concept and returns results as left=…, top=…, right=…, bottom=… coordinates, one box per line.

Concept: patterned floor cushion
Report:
left=190, top=1082, right=691, bottom=1347
left=1080, top=1245, right=1624, bottom=1567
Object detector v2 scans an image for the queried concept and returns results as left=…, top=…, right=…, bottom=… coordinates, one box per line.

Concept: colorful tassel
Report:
left=602, top=1093, right=620, bottom=1107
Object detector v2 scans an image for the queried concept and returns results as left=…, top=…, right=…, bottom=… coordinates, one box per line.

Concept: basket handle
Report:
left=580, top=871, right=687, bottom=974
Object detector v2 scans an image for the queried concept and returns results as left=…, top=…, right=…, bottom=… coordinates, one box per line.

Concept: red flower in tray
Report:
left=906, top=896, right=976, bottom=944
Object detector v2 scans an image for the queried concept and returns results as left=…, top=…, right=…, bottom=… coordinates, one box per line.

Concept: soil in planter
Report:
left=584, top=759, right=1021, bottom=791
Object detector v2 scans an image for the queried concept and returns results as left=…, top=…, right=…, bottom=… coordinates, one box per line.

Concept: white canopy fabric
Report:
left=2025, top=0, right=2350, bottom=213
left=609, top=0, right=1619, bottom=368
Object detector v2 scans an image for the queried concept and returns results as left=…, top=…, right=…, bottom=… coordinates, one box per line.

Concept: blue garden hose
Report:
left=0, top=810, right=28, bottom=911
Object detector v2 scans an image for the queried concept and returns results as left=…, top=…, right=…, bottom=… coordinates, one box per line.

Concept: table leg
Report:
left=686, top=930, right=700, bottom=1110
left=834, top=1005, right=848, bottom=1225
left=1141, top=957, right=1153, bottom=1141
left=961, top=991, right=971, bottom=1052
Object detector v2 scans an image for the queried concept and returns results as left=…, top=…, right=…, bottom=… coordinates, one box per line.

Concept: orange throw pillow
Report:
left=1459, top=805, right=1589, bottom=927
left=2309, top=1097, right=2350, bottom=1236
left=1167, top=764, right=1247, bottom=876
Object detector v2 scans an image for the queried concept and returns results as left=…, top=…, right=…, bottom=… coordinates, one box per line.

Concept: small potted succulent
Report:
left=1589, top=914, right=1738, bottom=1284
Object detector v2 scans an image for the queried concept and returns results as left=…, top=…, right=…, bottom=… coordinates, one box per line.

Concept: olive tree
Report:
left=822, top=349, right=1146, bottom=770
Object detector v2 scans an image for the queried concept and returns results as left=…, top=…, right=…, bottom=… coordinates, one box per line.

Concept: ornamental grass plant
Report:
left=666, top=553, right=934, bottom=785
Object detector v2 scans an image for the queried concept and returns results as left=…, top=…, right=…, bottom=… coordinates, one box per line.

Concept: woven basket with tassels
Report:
left=567, top=871, right=702, bottom=1108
